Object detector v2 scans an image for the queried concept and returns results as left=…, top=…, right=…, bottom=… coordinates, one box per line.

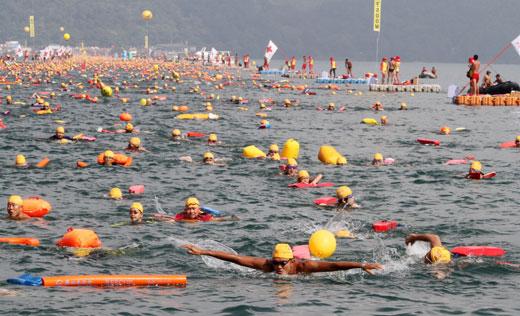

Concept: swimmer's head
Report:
left=129, top=137, right=141, bottom=148
left=374, top=153, right=383, bottom=161
left=269, top=144, right=279, bottom=153
left=56, top=126, right=65, bottom=137
left=129, top=202, right=144, bottom=224
left=428, top=246, right=451, bottom=264
left=125, top=123, right=134, bottom=132
left=109, top=187, right=123, bottom=200
left=15, top=154, right=27, bottom=167
left=208, top=133, right=218, bottom=143
left=7, top=195, right=23, bottom=217
left=336, top=156, right=347, bottom=165
left=287, top=158, right=297, bottom=167
left=470, top=161, right=482, bottom=171
left=272, top=243, right=294, bottom=274
left=336, top=186, right=353, bottom=199
left=203, top=151, right=214, bottom=164
left=172, top=129, right=181, bottom=137
left=297, top=170, right=310, bottom=182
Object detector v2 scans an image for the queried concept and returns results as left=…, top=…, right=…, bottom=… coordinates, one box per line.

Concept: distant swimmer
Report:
left=6, top=195, right=30, bottom=220
left=207, top=133, right=220, bottom=145
left=171, top=129, right=183, bottom=141
left=49, top=126, right=73, bottom=141
left=465, top=160, right=484, bottom=179
left=336, top=186, right=359, bottom=209
left=126, top=137, right=148, bottom=152
left=15, top=154, right=28, bottom=168
left=265, top=144, right=279, bottom=161
left=405, top=233, right=451, bottom=264
left=372, top=101, right=383, bottom=111
left=372, top=153, right=384, bottom=166
left=297, top=170, right=323, bottom=185
left=516, top=136, right=520, bottom=147
left=184, top=243, right=383, bottom=275
left=282, top=158, right=298, bottom=177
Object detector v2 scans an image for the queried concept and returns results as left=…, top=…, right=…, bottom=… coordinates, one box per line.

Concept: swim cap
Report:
left=429, top=246, right=451, bottom=264
left=8, top=195, right=23, bottom=206
left=374, top=153, right=383, bottom=161
left=470, top=161, right=482, bottom=171
left=203, top=152, right=214, bottom=159
left=440, top=126, right=451, bottom=135
left=15, top=154, right=26, bottom=166
left=56, top=126, right=65, bottom=134
left=400, top=102, right=407, bottom=109
left=208, top=133, right=218, bottom=142
left=269, top=144, right=279, bottom=152
left=185, top=197, right=200, bottom=207
left=109, top=187, right=122, bottom=200
left=284, top=99, right=291, bottom=106
left=260, top=103, right=266, bottom=109
left=44, top=101, right=50, bottom=107
left=298, top=170, right=310, bottom=179
left=272, top=243, right=294, bottom=260
left=125, top=123, right=134, bottom=132
left=328, top=102, right=335, bottom=108
left=336, top=186, right=352, bottom=199
left=129, top=137, right=141, bottom=147
left=172, top=129, right=181, bottom=137
left=516, top=135, right=520, bottom=142
left=260, top=119, right=268, bottom=125
left=287, top=158, right=297, bottom=166
left=130, top=202, right=143, bottom=213
left=104, top=150, right=115, bottom=158
left=337, top=156, right=347, bottom=165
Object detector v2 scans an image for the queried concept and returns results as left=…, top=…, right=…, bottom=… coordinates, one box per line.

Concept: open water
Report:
left=0, top=60, right=519, bottom=315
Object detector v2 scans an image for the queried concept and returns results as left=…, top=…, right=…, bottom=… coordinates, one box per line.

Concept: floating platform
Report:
left=259, top=69, right=286, bottom=75
left=369, top=84, right=441, bottom=93
left=454, top=93, right=520, bottom=106
left=316, top=78, right=373, bottom=84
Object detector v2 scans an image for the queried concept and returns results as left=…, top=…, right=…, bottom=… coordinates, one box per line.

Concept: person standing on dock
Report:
left=380, top=57, right=388, bottom=84
left=329, top=57, right=337, bottom=78
left=469, top=54, right=480, bottom=95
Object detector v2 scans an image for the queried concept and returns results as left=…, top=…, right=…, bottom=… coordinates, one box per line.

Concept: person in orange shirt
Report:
left=290, top=56, right=296, bottom=71
left=329, top=57, right=336, bottom=79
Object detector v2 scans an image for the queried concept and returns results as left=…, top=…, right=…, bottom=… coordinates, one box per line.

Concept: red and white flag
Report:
left=264, top=40, right=278, bottom=62
left=512, top=34, right=520, bottom=56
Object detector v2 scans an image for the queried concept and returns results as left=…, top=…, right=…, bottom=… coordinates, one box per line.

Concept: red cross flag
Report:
left=512, top=34, right=520, bottom=57
left=264, top=40, right=278, bottom=62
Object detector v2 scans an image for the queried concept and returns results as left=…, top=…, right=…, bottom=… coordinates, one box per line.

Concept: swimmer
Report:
left=184, top=243, right=382, bottom=275
left=327, top=102, right=336, bottom=111
left=515, top=136, right=520, bottom=147
left=399, top=102, right=408, bottom=110
left=336, top=186, right=359, bottom=209
left=126, top=137, right=147, bottom=152
left=380, top=116, right=388, bottom=125
left=297, top=170, right=323, bottom=185
left=203, top=151, right=215, bottom=165
left=49, top=126, right=73, bottom=141
left=6, top=195, right=30, bottom=220
left=465, top=161, right=484, bottom=179
left=173, top=197, right=237, bottom=222
left=207, top=133, right=219, bottom=145
left=372, top=153, right=384, bottom=166
left=15, top=154, right=28, bottom=168
left=267, top=144, right=281, bottom=161
left=129, top=202, right=144, bottom=225
left=283, top=158, right=298, bottom=177
left=124, top=123, right=136, bottom=134
left=171, top=129, right=183, bottom=141
left=102, top=150, right=115, bottom=166
left=372, top=101, right=383, bottom=111
left=405, top=233, right=451, bottom=264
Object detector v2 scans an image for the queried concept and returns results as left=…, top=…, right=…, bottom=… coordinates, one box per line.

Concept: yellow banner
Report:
left=29, top=16, right=35, bottom=38
left=144, top=35, right=148, bottom=49
left=373, top=0, right=381, bottom=32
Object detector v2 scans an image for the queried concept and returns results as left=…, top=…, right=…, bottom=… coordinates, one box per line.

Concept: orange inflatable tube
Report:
left=56, top=228, right=102, bottom=248
left=42, top=275, right=187, bottom=287
left=36, top=157, right=50, bottom=168
left=22, top=197, right=52, bottom=217
left=97, top=153, right=132, bottom=167
left=0, top=237, right=40, bottom=247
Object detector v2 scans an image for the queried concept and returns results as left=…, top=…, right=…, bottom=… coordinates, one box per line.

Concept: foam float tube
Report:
left=451, top=246, right=505, bottom=257
left=318, top=145, right=345, bottom=165
left=128, top=185, right=145, bottom=195
left=417, top=138, right=440, bottom=146
left=500, top=141, right=516, bottom=148
left=313, top=196, right=338, bottom=206
left=35, top=157, right=50, bottom=168
left=22, top=197, right=51, bottom=217
left=288, top=182, right=335, bottom=188
left=361, top=118, right=379, bottom=125
left=186, top=131, right=205, bottom=138
left=7, top=274, right=186, bottom=287
left=0, top=237, right=40, bottom=247
left=56, top=228, right=102, bottom=248
left=372, top=220, right=398, bottom=232
left=243, top=145, right=266, bottom=159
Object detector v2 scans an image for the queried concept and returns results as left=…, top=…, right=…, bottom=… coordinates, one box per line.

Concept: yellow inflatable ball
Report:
left=101, top=86, right=113, bottom=97
left=63, top=33, right=71, bottom=41
left=142, top=10, right=153, bottom=21
left=309, top=229, right=336, bottom=259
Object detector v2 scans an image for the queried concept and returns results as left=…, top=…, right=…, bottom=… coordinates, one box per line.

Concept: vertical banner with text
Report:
left=373, top=0, right=381, bottom=32
left=29, top=16, right=35, bottom=38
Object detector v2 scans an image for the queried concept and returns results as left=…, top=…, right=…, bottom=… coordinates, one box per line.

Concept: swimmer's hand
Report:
left=362, top=263, right=384, bottom=275
left=405, top=234, right=418, bottom=245
left=184, top=244, right=206, bottom=256
left=179, top=156, right=193, bottom=163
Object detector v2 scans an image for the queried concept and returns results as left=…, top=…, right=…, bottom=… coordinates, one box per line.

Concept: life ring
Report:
left=22, top=197, right=51, bottom=217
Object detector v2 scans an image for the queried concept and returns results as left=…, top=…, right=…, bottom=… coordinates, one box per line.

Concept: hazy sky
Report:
left=1, top=0, right=519, bottom=63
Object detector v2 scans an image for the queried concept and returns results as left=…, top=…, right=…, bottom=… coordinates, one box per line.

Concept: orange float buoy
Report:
left=119, top=112, right=132, bottom=122
left=22, top=197, right=52, bottom=217
left=440, top=126, right=451, bottom=135
left=76, top=160, right=89, bottom=168
left=0, top=237, right=40, bottom=247
left=41, top=274, right=186, bottom=287
left=56, top=228, right=102, bottom=248
left=36, top=157, right=50, bottom=168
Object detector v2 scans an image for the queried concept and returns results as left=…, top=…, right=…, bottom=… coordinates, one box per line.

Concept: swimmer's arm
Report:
left=405, top=233, right=442, bottom=248
left=300, top=261, right=383, bottom=275
left=184, top=245, right=272, bottom=272
left=311, top=174, right=323, bottom=185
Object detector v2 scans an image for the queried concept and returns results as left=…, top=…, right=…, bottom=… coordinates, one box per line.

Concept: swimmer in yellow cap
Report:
left=515, top=135, right=520, bottom=147
left=103, top=150, right=115, bottom=166
left=327, top=102, right=336, bottom=111
left=267, top=144, right=281, bottom=161
left=380, top=116, right=388, bottom=126
left=126, top=137, right=147, bottom=152
left=372, top=153, right=384, bottom=166
left=49, top=126, right=73, bottom=141
left=405, top=233, right=451, bottom=265
left=283, top=158, right=298, bottom=177
left=15, top=154, right=28, bottom=168
left=208, top=133, right=219, bottom=145
left=203, top=151, right=215, bottom=165
left=297, top=170, right=323, bottom=185
left=184, top=243, right=382, bottom=275
left=171, top=129, right=183, bottom=141
left=174, top=197, right=215, bottom=222
left=129, top=202, right=144, bottom=225
left=336, top=186, right=359, bottom=209
left=125, top=123, right=136, bottom=134
left=399, top=102, right=408, bottom=110
left=465, top=160, right=484, bottom=179
left=7, top=195, right=30, bottom=220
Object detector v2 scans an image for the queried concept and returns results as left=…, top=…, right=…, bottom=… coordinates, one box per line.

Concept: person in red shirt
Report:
left=175, top=197, right=214, bottom=222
